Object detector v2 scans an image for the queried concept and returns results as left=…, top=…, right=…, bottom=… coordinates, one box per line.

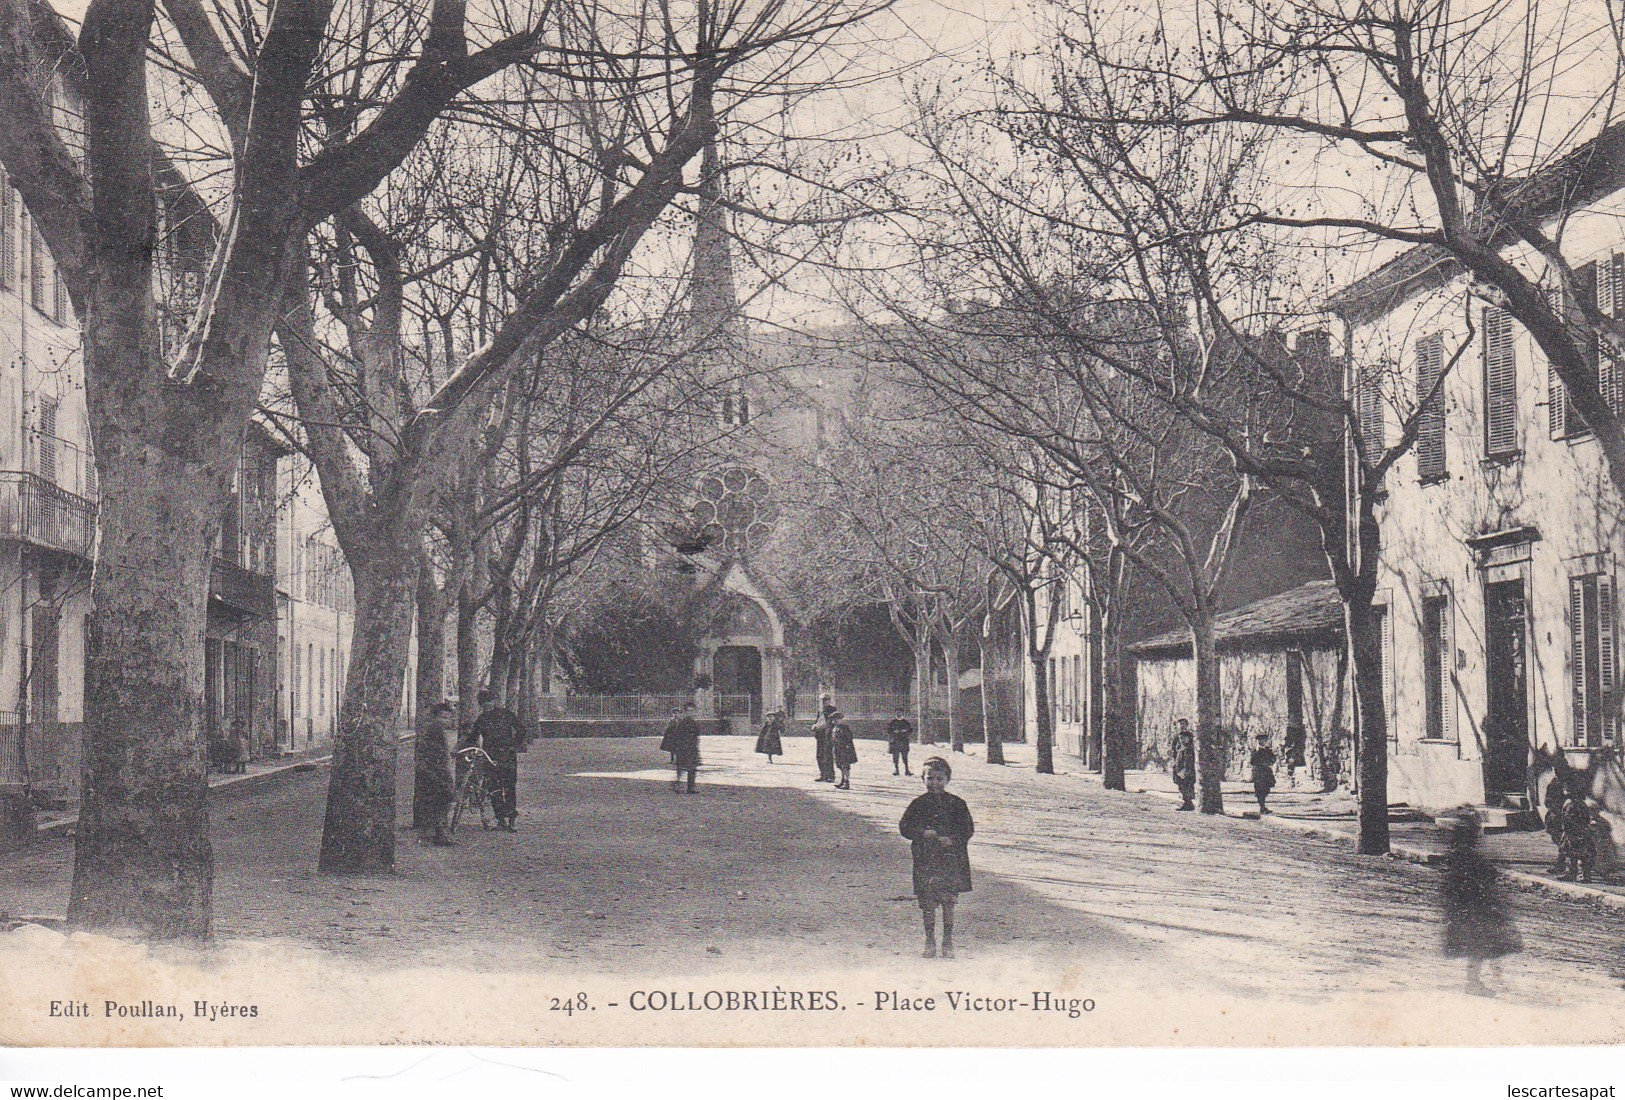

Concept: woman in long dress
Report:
left=755, top=709, right=785, bottom=763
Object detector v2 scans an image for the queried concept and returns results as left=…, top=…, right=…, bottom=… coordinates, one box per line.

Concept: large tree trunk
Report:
left=1192, top=617, right=1224, bottom=814
left=318, top=545, right=419, bottom=873
left=1030, top=649, right=1055, bottom=774
left=982, top=623, right=1004, bottom=765
left=69, top=445, right=222, bottom=938
left=1100, top=614, right=1128, bottom=791
left=457, top=578, right=480, bottom=721
left=913, top=635, right=933, bottom=746
left=411, top=568, right=449, bottom=827
left=1348, top=596, right=1390, bottom=854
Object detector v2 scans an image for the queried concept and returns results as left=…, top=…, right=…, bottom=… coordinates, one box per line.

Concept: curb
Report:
left=29, top=731, right=414, bottom=839
left=1073, top=763, right=1625, bottom=909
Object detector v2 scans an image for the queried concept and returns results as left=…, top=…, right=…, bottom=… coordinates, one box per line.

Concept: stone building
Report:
left=1130, top=581, right=1350, bottom=786
left=1329, top=123, right=1625, bottom=816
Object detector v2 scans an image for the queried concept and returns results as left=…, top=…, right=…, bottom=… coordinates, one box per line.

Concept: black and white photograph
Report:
left=0, top=0, right=1623, bottom=1062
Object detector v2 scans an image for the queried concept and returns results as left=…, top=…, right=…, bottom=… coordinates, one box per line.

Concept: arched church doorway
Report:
left=713, top=645, right=764, bottom=721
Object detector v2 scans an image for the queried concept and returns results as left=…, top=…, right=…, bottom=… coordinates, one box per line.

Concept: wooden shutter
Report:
left=1358, top=360, right=1386, bottom=467
left=1482, top=307, right=1518, bottom=456
left=1601, top=574, right=1617, bottom=745
left=1601, top=254, right=1624, bottom=416
left=1572, top=576, right=1590, bottom=746
left=29, top=219, right=45, bottom=312
left=1549, top=284, right=1570, bottom=438
left=0, top=171, right=13, bottom=290
left=1415, top=333, right=1446, bottom=479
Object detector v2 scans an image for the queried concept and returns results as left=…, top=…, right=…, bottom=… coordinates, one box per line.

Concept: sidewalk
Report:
left=1103, top=762, right=1625, bottom=909
left=29, top=738, right=387, bottom=837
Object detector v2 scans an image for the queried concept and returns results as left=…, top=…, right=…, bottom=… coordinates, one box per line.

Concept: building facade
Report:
left=1334, top=158, right=1625, bottom=815
left=0, top=164, right=96, bottom=803
left=276, top=461, right=355, bottom=752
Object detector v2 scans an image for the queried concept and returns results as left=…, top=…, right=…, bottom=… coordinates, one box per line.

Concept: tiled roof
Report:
left=1130, top=580, right=1343, bottom=657
left=1325, top=121, right=1625, bottom=323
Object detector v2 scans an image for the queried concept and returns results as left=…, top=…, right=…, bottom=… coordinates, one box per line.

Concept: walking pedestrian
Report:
left=812, top=698, right=837, bottom=783
left=1283, top=724, right=1307, bottom=787
left=887, top=710, right=914, bottom=776
left=1441, top=810, right=1521, bottom=997
left=1249, top=733, right=1277, bottom=815
left=472, top=688, right=524, bottom=831
left=899, top=756, right=974, bottom=959
left=1171, top=720, right=1196, bottom=811
left=1543, top=774, right=1569, bottom=875
left=831, top=712, right=857, bottom=789
left=416, top=701, right=457, bottom=846
left=1559, top=795, right=1600, bottom=883
left=666, top=700, right=704, bottom=793
left=755, top=709, right=785, bottom=763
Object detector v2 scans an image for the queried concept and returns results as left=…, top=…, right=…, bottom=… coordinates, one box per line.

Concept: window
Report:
left=1421, top=592, right=1454, bottom=740
left=1569, top=572, right=1617, bottom=748
left=28, top=216, right=45, bottom=312
left=1357, top=360, right=1386, bottom=474
left=0, top=171, right=14, bottom=289
left=53, top=266, right=69, bottom=325
left=1415, top=333, right=1447, bottom=481
left=291, top=640, right=302, bottom=718
left=318, top=647, right=326, bottom=716
left=305, top=642, right=314, bottom=717
left=1549, top=261, right=1606, bottom=439
left=1073, top=654, right=1083, bottom=728
left=1482, top=307, right=1518, bottom=458
left=36, top=398, right=58, bottom=484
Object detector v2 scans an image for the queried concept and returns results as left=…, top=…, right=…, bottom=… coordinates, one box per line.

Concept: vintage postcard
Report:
left=1, top=0, right=1624, bottom=1054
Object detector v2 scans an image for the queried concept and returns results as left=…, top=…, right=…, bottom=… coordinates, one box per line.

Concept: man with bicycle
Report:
left=472, top=688, right=525, bottom=831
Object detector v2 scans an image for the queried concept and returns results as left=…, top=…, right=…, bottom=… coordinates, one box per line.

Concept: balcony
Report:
left=210, top=555, right=276, bottom=620
left=0, top=471, right=97, bottom=560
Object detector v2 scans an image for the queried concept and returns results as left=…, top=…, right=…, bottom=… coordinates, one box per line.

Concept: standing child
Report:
left=1249, top=733, right=1277, bottom=815
left=831, top=712, right=858, bottom=789
left=899, top=757, right=974, bottom=958
left=1543, top=775, right=1569, bottom=876
left=1171, top=720, right=1196, bottom=811
left=755, top=709, right=785, bottom=764
left=887, top=710, right=914, bottom=776
left=1559, top=796, right=1599, bottom=883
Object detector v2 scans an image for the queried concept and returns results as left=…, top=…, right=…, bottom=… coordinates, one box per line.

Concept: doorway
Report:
left=713, top=645, right=763, bottom=722
left=1483, top=579, right=1530, bottom=798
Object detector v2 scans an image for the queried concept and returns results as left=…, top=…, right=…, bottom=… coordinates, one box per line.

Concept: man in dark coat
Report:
left=667, top=701, right=703, bottom=793
left=416, top=701, right=456, bottom=845
left=812, top=698, right=837, bottom=783
left=473, top=688, right=524, bottom=831
left=887, top=710, right=914, bottom=776
left=1171, top=720, right=1196, bottom=811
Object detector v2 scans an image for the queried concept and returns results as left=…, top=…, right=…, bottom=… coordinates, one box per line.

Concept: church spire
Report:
left=690, top=131, right=739, bottom=333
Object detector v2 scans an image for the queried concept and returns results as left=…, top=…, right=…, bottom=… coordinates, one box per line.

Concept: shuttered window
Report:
left=1482, top=307, right=1518, bottom=457
left=28, top=216, right=45, bottom=312
left=1421, top=593, right=1455, bottom=741
left=1357, top=360, right=1386, bottom=472
left=1414, top=333, right=1446, bottom=481
left=1602, top=253, right=1625, bottom=417
left=1549, top=262, right=1605, bottom=438
left=1570, top=573, right=1618, bottom=748
left=0, top=171, right=13, bottom=290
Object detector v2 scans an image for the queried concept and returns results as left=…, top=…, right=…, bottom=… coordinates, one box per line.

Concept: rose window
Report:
left=690, top=467, right=778, bottom=557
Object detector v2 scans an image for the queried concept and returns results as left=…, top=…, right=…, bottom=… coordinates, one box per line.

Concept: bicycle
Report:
left=448, top=744, right=496, bottom=835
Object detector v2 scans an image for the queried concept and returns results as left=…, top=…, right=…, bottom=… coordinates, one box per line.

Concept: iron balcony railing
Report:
left=0, top=471, right=97, bottom=559
left=209, top=555, right=276, bottom=619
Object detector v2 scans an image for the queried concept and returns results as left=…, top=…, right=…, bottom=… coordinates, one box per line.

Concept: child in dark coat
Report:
left=899, top=756, right=974, bottom=958
left=1249, top=733, right=1277, bottom=815
left=1559, top=797, right=1599, bottom=883
left=831, top=713, right=858, bottom=789
left=1441, top=810, right=1522, bottom=997
left=1543, top=775, right=1569, bottom=875
left=755, top=710, right=785, bottom=763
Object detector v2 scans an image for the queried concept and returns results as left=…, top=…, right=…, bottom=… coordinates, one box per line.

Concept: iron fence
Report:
left=538, top=694, right=754, bottom=721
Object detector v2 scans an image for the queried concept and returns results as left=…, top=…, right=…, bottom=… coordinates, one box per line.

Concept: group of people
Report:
left=664, top=696, right=973, bottom=958
left=413, top=689, right=528, bottom=845
left=1544, top=775, right=1605, bottom=883
left=1170, top=719, right=1298, bottom=815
